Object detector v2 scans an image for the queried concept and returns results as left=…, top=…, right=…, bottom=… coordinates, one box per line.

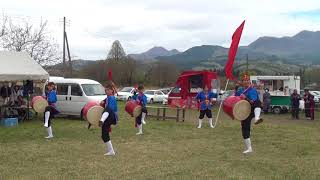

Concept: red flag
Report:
left=225, top=20, right=245, bottom=80
left=108, top=68, right=113, bottom=80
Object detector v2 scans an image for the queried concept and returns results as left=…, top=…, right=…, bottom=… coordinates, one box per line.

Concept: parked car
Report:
left=46, top=77, right=107, bottom=116
left=220, top=90, right=233, bottom=101
left=158, top=87, right=173, bottom=95
left=158, top=88, right=173, bottom=104
left=116, top=87, right=135, bottom=101
left=300, top=90, right=319, bottom=104
left=310, top=91, right=320, bottom=103
left=144, top=90, right=167, bottom=104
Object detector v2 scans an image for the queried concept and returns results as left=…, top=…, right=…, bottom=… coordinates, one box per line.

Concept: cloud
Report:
left=1, top=0, right=320, bottom=59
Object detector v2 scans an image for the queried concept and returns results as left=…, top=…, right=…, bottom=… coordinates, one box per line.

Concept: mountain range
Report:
left=155, top=30, right=320, bottom=68
left=128, top=46, right=180, bottom=61
left=50, top=30, right=320, bottom=75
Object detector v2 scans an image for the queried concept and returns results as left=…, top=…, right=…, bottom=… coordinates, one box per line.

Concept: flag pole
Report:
left=213, top=78, right=230, bottom=128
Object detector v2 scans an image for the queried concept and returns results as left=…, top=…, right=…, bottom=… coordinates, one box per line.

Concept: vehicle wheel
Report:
left=272, top=106, right=281, bottom=114
left=150, top=99, right=154, bottom=104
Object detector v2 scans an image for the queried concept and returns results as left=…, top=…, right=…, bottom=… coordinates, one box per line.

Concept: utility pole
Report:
left=63, top=17, right=66, bottom=77
left=65, top=32, right=72, bottom=76
left=62, top=17, right=72, bottom=77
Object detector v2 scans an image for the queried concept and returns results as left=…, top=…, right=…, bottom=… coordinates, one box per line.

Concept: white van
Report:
left=45, top=77, right=107, bottom=116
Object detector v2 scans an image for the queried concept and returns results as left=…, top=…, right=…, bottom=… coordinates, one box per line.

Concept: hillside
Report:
left=128, top=46, right=180, bottom=61
left=155, top=30, right=320, bottom=69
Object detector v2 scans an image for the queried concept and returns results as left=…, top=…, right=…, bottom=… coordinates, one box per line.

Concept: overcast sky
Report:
left=1, top=0, right=320, bottom=60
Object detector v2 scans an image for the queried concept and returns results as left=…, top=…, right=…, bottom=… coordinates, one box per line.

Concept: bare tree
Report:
left=148, top=61, right=179, bottom=87
left=0, top=16, right=7, bottom=37
left=0, top=16, right=60, bottom=66
left=107, top=40, right=126, bottom=61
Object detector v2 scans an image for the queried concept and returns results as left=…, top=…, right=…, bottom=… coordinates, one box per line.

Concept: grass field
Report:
left=1, top=102, right=320, bottom=180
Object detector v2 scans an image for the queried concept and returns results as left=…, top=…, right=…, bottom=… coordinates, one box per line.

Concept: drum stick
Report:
left=213, top=79, right=230, bottom=128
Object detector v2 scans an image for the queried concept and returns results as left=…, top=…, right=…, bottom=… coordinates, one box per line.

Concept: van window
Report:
left=56, top=84, right=68, bottom=95
left=71, top=84, right=83, bottom=96
left=81, top=84, right=106, bottom=96
left=155, top=91, right=163, bottom=95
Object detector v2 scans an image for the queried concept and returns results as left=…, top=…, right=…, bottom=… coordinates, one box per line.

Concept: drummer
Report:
left=195, top=85, right=217, bottom=128
left=43, top=82, right=60, bottom=139
left=234, top=82, right=245, bottom=96
left=240, top=78, right=263, bottom=154
left=87, top=81, right=118, bottom=129
left=135, top=85, right=147, bottom=135
left=99, top=82, right=118, bottom=156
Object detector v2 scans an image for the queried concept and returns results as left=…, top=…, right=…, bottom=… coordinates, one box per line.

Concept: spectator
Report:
left=303, top=89, right=311, bottom=119
left=309, top=94, right=315, bottom=120
left=1, top=83, right=12, bottom=105
left=263, top=88, right=271, bottom=114
left=290, top=89, right=300, bottom=119
left=11, top=85, right=23, bottom=106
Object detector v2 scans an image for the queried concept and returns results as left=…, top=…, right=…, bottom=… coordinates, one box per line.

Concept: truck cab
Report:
left=168, top=71, right=220, bottom=108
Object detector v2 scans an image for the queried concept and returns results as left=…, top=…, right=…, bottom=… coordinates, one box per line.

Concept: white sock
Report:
left=136, top=124, right=143, bottom=134
left=209, top=118, right=213, bottom=127
left=141, top=112, right=146, bottom=124
left=197, top=119, right=203, bottom=128
left=106, top=140, right=115, bottom=154
left=243, top=138, right=253, bottom=154
left=254, top=108, right=261, bottom=121
left=46, top=126, right=53, bottom=138
left=100, top=112, right=109, bottom=123
left=44, top=111, right=50, bottom=127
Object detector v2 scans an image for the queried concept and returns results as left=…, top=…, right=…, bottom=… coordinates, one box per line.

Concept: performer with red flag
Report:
left=214, top=20, right=246, bottom=129
left=223, top=20, right=263, bottom=154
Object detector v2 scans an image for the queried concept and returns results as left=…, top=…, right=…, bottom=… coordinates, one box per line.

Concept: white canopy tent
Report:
left=0, top=51, right=49, bottom=82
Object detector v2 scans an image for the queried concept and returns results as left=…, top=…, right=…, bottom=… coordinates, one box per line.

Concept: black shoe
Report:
left=254, top=118, right=263, bottom=125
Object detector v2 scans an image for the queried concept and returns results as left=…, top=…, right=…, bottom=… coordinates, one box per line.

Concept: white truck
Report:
left=45, top=77, right=107, bottom=116
left=250, top=76, right=300, bottom=114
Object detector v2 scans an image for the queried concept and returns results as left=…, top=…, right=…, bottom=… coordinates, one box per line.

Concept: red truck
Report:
left=168, top=70, right=220, bottom=108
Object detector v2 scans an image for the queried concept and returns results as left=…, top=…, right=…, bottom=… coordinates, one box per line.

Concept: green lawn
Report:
left=1, top=103, right=320, bottom=180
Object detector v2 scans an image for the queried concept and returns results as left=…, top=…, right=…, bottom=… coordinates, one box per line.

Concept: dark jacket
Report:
left=291, top=93, right=301, bottom=107
left=0, top=86, right=12, bottom=98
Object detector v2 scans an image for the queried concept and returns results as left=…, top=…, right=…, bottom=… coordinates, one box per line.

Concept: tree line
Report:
left=73, top=40, right=180, bottom=87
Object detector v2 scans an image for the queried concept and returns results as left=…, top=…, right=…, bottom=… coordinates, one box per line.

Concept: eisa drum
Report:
left=223, top=96, right=251, bottom=121
left=31, top=96, right=48, bottom=113
left=82, top=101, right=104, bottom=126
left=125, top=101, right=142, bottom=118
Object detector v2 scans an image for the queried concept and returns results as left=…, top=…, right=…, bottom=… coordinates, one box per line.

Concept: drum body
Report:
left=223, top=96, right=251, bottom=121
left=83, top=101, right=104, bottom=126
left=125, top=101, right=142, bottom=117
left=31, top=96, right=48, bottom=113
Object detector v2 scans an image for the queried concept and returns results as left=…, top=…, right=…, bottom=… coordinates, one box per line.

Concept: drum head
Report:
left=33, top=99, right=48, bottom=113
left=233, top=100, right=251, bottom=121
left=132, top=106, right=142, bottom=118
left=87, top=106, right=104, bottom=126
